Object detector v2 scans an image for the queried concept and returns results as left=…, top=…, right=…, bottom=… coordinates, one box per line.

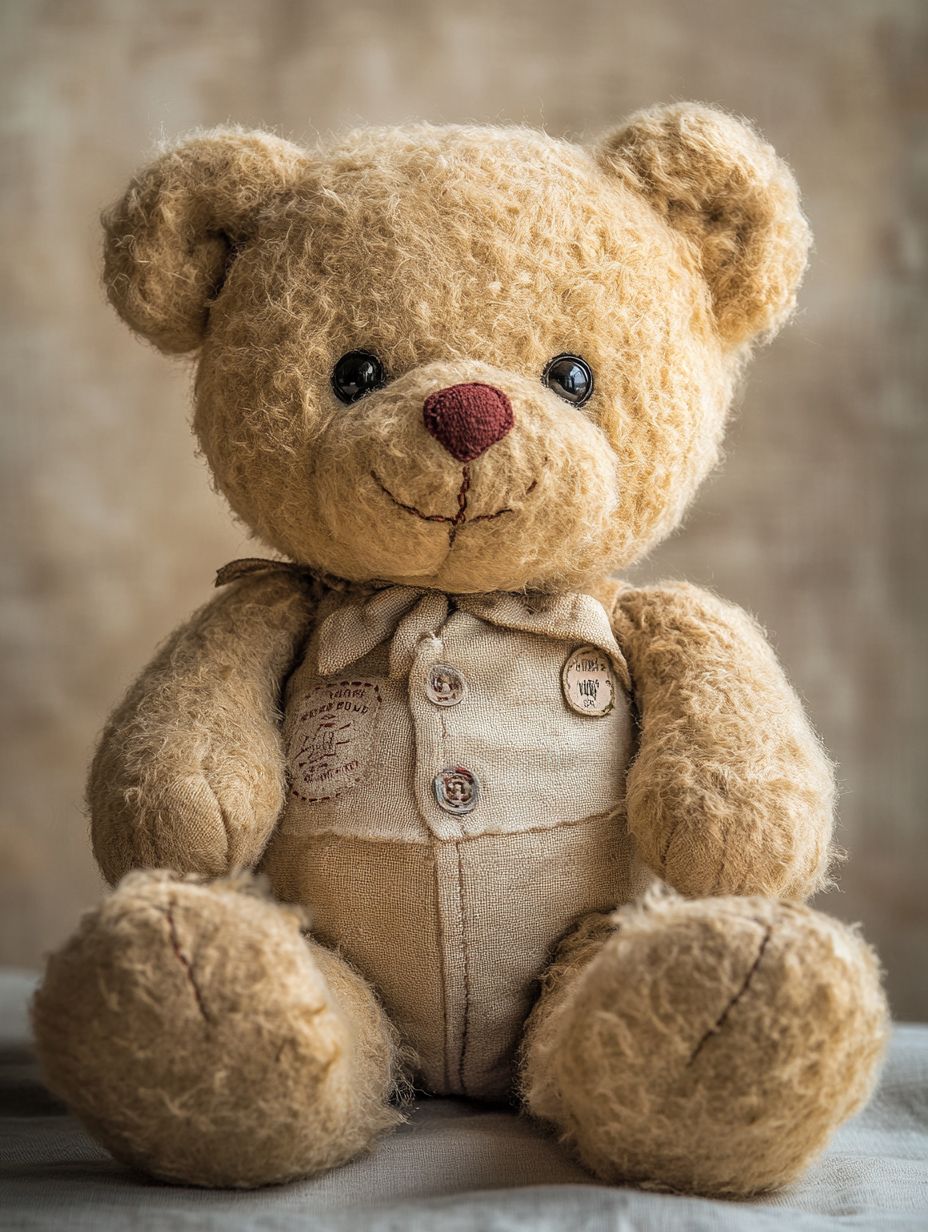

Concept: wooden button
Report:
left=426, top=663, right=466, bottom=707
left=561, top=645, right=616, bottom=717
left=433, top=766, right=478, bottom=814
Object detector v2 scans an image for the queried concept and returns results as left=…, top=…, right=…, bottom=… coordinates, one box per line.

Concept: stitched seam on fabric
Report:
left=270, top=807, right=626, bottom=848
left=687, top=921, right=772, bottom=1065
left=447, top=467, right=470, bottom=547
left=437, top=672, right=455, bottom=1091
left=431, top=839, right=452, bottom=1092
left=453, top=466, right=470, bottom=526
left=457, top=807, right=626, bottom=842
left=369, top=471, right=519, bottom=546
left=658, top=814, right=679, bottom=871
left=372, top=471, right=454, bottom=524
left=456, top=839, right=472, bottom=1094
left=157, top=903, right=213, bottom=1025
left=215, top=799, right=234, bottom=867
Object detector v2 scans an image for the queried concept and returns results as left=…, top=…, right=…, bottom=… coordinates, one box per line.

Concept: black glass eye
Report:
left=542, top=354, right=594, bottom=406
left=331, top=350, right=387, bottom=404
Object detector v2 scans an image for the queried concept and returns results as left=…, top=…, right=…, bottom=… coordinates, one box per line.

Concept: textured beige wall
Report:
left=1, top=0, right=926, bottom=1016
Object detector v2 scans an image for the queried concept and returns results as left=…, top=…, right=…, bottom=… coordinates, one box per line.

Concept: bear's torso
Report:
left=261, top=583, right=646, bottom=1100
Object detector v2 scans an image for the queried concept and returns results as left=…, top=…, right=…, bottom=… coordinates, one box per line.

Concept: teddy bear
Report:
left=32, top=102, right=889, bottom=1197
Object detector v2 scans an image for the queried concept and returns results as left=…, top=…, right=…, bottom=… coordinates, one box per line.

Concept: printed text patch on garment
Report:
left=287, top=680, right=381, bottom=802
left=561, top=645, right=617, bottom=717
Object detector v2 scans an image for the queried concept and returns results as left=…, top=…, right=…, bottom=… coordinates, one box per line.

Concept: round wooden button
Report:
left=561, top=645, right=616, bottom=717
left=426, top=664, right=466, bottom=707
left=433, top=766, right=479, bottom=814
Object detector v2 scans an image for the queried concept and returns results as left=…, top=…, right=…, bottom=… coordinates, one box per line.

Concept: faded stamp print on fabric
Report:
left=288, top=680, right=381, bottom=803
left=561, top=645, right=616, bottom=717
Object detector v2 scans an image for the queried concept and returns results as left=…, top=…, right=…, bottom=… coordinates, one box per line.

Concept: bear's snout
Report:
left=423, top=383, right=514, bottom=463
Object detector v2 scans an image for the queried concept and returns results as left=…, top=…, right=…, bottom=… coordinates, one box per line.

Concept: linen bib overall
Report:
left=261, top=583, right=641, bottom=1100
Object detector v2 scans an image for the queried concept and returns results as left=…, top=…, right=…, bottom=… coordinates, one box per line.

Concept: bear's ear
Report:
left=596, top=103, right=811, bottom=347
left=102, top=128, right=308, bottom=354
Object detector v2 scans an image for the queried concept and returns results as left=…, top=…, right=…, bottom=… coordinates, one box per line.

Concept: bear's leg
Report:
left=32, top=871, right=406, bottom=1187
left=520, top=892, right=888, bottom=1197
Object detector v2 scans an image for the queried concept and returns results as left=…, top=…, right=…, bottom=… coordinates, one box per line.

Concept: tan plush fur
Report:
left=32, top=103, right=889, bottom=1194
left=104, top=129, right=309, bottom=355
left=103, top=117, right=752, bottom=591
left=521, top=890, right=888, bottom=1196
left=31, top=872, right=405, bottom=1187
left=89, top=569, right=319, bottom=884
left=613, top=582, right=836, bottom=900
left=599, top=103, right=811, bottom=347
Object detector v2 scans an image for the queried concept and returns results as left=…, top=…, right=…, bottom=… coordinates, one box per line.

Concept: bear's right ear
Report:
left=103, top=128, right=308, bottom=354
left=596, top=104, right=810, bottom=348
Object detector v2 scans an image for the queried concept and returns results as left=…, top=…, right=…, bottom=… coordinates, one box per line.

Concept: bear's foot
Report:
left=32, top=871, right=405, bottom=1187
left=520, top=892, right=888, bottom=1197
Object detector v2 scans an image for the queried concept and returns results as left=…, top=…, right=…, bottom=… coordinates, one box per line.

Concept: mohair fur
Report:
left=99, top=111, right=774, bottom=591
left=89, top=569, right=319, bottom=885
left=32, top=103, right=889, bottom=1194
left=520, top=890, right=888, bottom=1196
left=598, top=103, right=811, bottom=347
left=613, top=582, right=836, bottom=900
left=31, top=872, right=405, bottom=1187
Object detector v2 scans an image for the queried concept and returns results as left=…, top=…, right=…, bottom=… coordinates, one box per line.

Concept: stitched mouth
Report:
left=371, top=466, right=538, bottom=547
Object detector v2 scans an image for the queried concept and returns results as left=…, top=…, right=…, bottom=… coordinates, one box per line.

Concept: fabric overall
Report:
left=260, top=584, right=642, bottom=1101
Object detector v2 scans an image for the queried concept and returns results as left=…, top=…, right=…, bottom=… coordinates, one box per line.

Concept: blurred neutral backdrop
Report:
left=1, top=0, right=925, bottom=1016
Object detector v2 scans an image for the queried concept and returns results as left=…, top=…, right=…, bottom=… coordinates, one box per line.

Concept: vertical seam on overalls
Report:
left=456, top=838, right=471, bottom=1094
left=432, top=837, right=451, bottom=1092
left=434, top=640, right=455, bottom=1092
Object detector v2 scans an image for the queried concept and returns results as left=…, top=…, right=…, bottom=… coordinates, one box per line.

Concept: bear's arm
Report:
left=88, top=570, right=316, bottom=885
left=611, top=582, right=835, bottom=901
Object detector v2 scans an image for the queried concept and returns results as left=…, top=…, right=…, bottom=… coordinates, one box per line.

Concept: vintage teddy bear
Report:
left=32, top=103, right=888, bottom=1196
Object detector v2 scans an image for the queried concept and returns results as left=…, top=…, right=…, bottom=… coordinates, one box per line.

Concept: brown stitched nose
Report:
left=423, top=383, right=514, bottom=463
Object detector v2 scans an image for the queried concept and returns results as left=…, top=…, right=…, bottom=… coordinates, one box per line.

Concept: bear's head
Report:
left=104, top=103, right=809, bottom=593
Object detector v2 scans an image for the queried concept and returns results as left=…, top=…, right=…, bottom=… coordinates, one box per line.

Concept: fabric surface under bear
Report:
left=32, top=103, right=889, bottom=1197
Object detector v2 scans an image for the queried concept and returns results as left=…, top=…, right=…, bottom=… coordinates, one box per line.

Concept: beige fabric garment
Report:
left=261, top=584, right=644, bottom=1100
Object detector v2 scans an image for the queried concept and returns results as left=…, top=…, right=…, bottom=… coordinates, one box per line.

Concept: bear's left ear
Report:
left=596, top=103, right=811, bottom=347
left=103, top=128, right=308, bottom=355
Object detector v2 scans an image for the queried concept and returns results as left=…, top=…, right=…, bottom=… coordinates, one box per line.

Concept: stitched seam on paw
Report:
left=158, top=902, right=213, bottom=1025
left=687, top=921, right=772, bottom=1065
left=658, top=812, right=679, bottom=871
left=213, top=795, right=234, bottom=867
